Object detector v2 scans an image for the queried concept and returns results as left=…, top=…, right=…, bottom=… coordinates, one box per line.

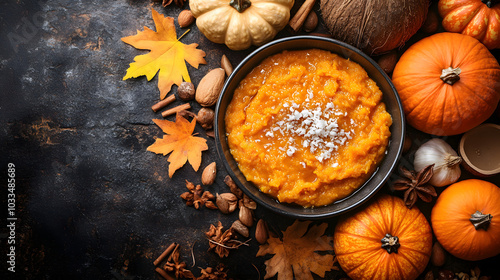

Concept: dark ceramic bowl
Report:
left=215, top=36, right=405, bottom=220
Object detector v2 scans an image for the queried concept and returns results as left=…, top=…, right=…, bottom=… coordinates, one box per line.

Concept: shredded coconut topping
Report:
left=264, top=98, right=356, bottom=163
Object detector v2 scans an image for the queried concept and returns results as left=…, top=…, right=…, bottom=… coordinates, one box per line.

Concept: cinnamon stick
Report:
left=155, top=267, right=176, bottom=280
left=289, top=0, right=317, bottom=32
left=153, top=242, right=177, bottom=266
left=152, top=95, right=176, bottom=112
left=167, top=243, right=180, bottom=263
left=161, top=103, right=191, bottom=118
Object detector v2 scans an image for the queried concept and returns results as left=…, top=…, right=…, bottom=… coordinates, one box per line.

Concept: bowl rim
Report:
left=214, top=35, right=405, bottom=219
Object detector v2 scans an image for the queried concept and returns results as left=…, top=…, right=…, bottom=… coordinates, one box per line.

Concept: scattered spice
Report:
left=393, top=164, right=437, bottom=208
left=180, top=180, right=217, bottom=210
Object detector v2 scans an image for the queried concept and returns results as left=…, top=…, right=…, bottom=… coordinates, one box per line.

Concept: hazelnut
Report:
left=177, top=82, right=195, bottom=101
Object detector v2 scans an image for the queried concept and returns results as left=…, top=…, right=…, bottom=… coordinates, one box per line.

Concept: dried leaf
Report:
left=122, top=9, right=206, bottom=99
left=256, top=220, right=334, bottom=280
left=147, top=114, right=208, bottom=177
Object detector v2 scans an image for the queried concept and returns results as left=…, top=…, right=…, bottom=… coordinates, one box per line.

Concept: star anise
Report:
left=197, top=264, right=231, bottom=280
left=393, top=164, right=437, bottom=209
left=164, top=246, right=195, bottom=279
left=180, top=180, right=217, bottom=210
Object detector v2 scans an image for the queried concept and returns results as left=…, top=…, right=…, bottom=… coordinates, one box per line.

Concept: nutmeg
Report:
left=197, top=108, right=215, bottom=130
left=201, top=162, right=216, bottom=185
left=178, top=10, right=195, bottom=28
left=303, top=11, right=318, bottom=32
left=177, top=82, right=195, bottom=101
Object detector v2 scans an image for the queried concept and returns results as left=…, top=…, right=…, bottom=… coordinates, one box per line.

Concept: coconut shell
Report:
left=320, top=0, right=428, bottom=55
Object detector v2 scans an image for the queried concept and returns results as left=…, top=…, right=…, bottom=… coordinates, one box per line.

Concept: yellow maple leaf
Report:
left=256, top=220, right=334, bottom=280
left=122, top=8, right=206, bottom=99
left=147, top=114, right=208, bottom=178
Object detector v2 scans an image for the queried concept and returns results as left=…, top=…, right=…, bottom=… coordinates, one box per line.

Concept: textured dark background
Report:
left=1, top=0, right=499, bottom=279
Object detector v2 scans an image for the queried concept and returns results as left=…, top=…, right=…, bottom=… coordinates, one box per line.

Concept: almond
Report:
left=195, top=68, right=225, bottom=107
left=178, top=10, right=195, bottom=28
left=255, top=219, right=269, bottom=244
left=239, top=205, right=253, bottom=227
left=221, top=55, right=233, bottom=76
left=231, top=220, right=249, bottom=238
left=201, top=162, right=216, bottom=185
left=431, top=241, right=446, bottom=267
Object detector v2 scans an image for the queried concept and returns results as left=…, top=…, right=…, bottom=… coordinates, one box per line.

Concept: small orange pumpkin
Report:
left=438, top=0, right=500, bottom=49
left=334, top=195, right=432, bottom=280
left=431, top=179, right=500, bottom=261
left=392, top=32, right=500, bottom=136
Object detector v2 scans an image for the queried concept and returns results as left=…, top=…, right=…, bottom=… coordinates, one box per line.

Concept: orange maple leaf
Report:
left=122, top=8, right=206, bottom=99
left=256, top=220, right=334, bottom=280
left=147, top=114, right=208, bottom=178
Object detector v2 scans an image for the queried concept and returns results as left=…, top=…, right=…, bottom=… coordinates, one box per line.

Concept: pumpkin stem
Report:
left=470, top=210, right=492, bottom=230
left=481, top=0, right=499, bottom=8
left=440, top=67, right=461, bottom=85
left=381, top=233, right=400, bottom=254
left=230, top=0, right=251, bottom=13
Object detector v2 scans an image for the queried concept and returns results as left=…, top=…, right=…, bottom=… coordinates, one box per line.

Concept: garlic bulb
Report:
left=414, top=138, right=462, bottom=187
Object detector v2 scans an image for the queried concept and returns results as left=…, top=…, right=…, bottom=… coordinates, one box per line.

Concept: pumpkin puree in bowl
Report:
left=225, top=49, right=392, bottom=207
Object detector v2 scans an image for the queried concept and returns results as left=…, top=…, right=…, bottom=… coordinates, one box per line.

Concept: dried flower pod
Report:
left=224, top=175, right=243, bottom=198
left=231, top=220, right=249, bottom=237
left=177, top=82, right=195, bottom=101
left=201, top=162, right=216, bottom=185
left=255, top=219, right=269, bottom=244
left=216, top=193, right=238, bottom=214
left=424, top=271, right=434, bottom=280
left=197, top=108, right=215, bottom=130
left=205, top=200, right=218, bottom=210
left=239, top=205, right=254, bottom=227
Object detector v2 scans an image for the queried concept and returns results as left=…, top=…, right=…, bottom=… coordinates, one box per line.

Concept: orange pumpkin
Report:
left=431, top=179, right=500, bottom=261
left=334, top=195, right=432, bottom=280
left=392, top=32, right=500, bottom=136
left=438, top=0, right=500, bottom=49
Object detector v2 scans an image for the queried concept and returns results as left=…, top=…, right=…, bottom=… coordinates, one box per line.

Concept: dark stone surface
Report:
left=0, top=0, right=499, bottom=279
